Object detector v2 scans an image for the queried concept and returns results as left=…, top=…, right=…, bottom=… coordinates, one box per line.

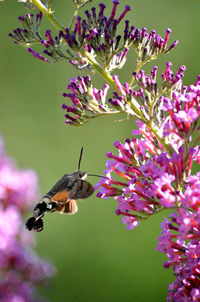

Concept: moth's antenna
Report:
left=88, top=174, right=109, bottom=180
left=78, top=147, right=84, bottom=171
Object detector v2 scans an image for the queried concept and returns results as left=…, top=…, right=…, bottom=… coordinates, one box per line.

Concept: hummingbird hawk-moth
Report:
left=26, top=148, right=94, bottom=232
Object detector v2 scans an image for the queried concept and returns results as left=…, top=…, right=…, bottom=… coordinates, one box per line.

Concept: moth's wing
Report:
left=51, top=190, right=69, bottom=202
left=45, top=174, right=94, bottom=202
left=57, top=200, right=78, bottom=215
left=69, top=179, right=94, bottom=200
left=45, top=174, right=72, bottom=198
left=50, top=190, right=78, bottom=215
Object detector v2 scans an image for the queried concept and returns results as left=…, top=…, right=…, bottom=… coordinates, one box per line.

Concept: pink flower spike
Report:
left=110, top=0, right=120, bottom=21
left=167, top=40, right=179, bottom=52
left=75, top=16, right=81, bottom=36
left=45, top=30, right=54, bottom=46
left=113, top=75, right=124, bottom=94
left=27, top=48, right=48, bottom=62
left=117, top=5, right=131, bottom=24
left=163, top=28, right=171, bottom=47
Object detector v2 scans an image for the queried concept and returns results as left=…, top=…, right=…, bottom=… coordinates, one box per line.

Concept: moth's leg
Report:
left=46, top=201, right=59, bottom=213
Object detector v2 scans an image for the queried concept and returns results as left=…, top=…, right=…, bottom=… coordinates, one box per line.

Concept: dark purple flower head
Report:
left=59, top=2, right=132, bottom=71
left=9, top=12, right=43, bottom=45
left=9, top=12, right=71, bottom=64
left=130, top=27, right=178, bottom=65
left=62, top=75, right=120, bottom=126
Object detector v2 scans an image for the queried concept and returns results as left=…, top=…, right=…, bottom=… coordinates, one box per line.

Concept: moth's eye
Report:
left=80, top=172, right=87, bottom=180
left=79, top=172, right=84, bottom=178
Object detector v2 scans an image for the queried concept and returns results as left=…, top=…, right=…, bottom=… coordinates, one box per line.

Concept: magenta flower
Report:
left=0, top=206, right=20, bottom=250
left=95, top=73, right=200, bottom=300
left=95, top=126, right=199, bottom=230
left=157, top=206, right=200, bottom=301
left=0, top=136, right=55, bottom=302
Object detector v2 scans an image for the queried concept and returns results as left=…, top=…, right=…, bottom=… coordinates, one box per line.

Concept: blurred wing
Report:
left=45, top=174, right=72, bottom=198
left=69, top=180, right=94, bottom=200
left=58, top=200, right=78, bottom=215
left=50, top=190, right=78, bottom=215
left=51, top=190, right=69, bottom=202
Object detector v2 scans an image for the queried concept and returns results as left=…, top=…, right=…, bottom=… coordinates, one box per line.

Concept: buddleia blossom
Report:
left=95, top=128, right=199, bottom=230
left=95, top=76, right=200, bottom=227
left=61, top=74, right=135, bottom=126
left=162, top=77, right=200, bottom=140
left=61, top=62, right=190, bottom=127
left=107, top=62, right=187, bottom=120
left=59, top=1, right=131, bottom=70
left=95, top=76, right=200, bottom=300
left=8, top=12, right=43, bottom=45
left=9, top=1, right=177, bottom=72
left=157, top=174, right=200, bottom=301
left=0, top=136, right=55, bottom=302
left=9, top=1, right=131, bottom=66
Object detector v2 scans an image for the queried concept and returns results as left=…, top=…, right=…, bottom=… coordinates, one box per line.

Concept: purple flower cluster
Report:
left=95, top=128, right=199, bottom=230
left=60, top=1, right=131, bottom=69
left=9, top=1, right=178, bottom=73
left=95, top=77, right=200, bottom=300
left=9, top=2, right=132, bottom=67
left=162, top=76, right=200, bottom=140
left=0, top=136, right=55, bottom=302
left=61, top=62, right=188, bottom=126
left=96, top=77, right=200, bottom=215
left=62, top=75, right=120, bottom=126
left=108, top=62, right=187, bottom=118
left=9, top=12, right=43, bottom=44
left=157, top=177, right=200, bottom=301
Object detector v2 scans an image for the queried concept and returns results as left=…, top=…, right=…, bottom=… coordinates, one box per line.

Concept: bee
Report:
left=26, top=148, right=94, bottom=232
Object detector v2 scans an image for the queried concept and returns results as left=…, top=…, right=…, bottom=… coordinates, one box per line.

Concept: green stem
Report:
left=87, top=111, right=122, bottom=120
left=31, top=0, right=65, bottom=32
left=129, top=63, right=141, bottom=87
left=149, top=89, right=167, bottom=126
left=129, top=59, right=147, bottom=87
left=129, top=53, right=161, bottom=87
left=69, top=5, right=78, bottom=31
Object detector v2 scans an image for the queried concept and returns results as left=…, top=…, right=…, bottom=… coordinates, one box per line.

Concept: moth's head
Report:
left=72, top=170, right=88, bottom=180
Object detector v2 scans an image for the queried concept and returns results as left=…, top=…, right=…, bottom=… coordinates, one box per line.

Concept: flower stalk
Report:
left=31, top=0, right=65, bottom=31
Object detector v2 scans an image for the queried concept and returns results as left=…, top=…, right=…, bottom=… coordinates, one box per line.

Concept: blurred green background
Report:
left=0, top=0, right=199, bottom=301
